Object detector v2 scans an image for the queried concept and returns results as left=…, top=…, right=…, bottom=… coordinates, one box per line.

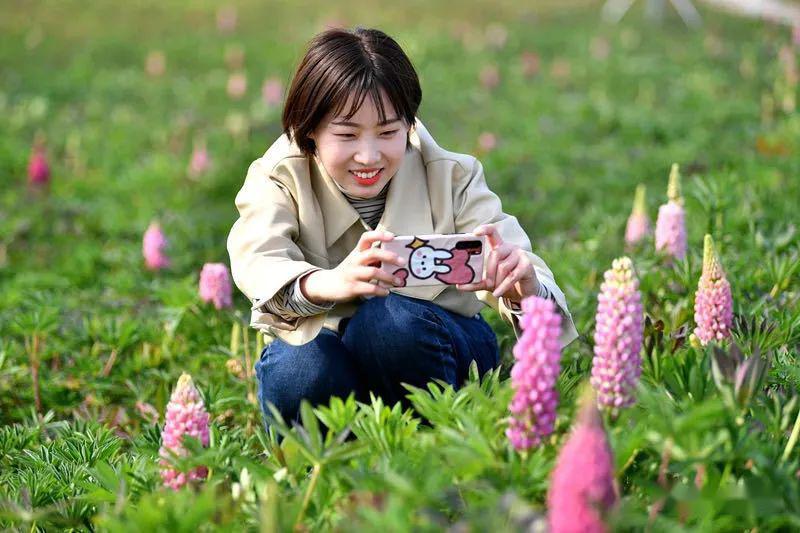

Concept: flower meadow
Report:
left=1, top=2, right=800, bottom=531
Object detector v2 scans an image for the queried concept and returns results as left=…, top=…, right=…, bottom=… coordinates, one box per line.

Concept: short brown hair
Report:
left=282, top=27, right=422, bottom=157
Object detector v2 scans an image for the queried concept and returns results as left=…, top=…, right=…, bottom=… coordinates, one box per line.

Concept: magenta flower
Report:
left=27, top=144, right=50, bottom=186
left=506, top=296, right=563, bottom=451
left=199, top=262, right=233, bottom=310
left=187, top=140, right=210, bottom=179
left=142, top=221, right=170, bottom=271
left=693, top=234, right=733, bottom=345
left=261, top=76, right=284, bottom=107
left=655, top=163, right=687, bottom=261
left=159, top=373, right=210, bottom=490
left=547, top=387, right=617, bottom=533
left=624, top=184, right=649, bottom=246
left=591, top=257, right=643, bottom=411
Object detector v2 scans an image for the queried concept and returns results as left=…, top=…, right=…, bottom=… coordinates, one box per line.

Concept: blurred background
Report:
left=0, top=0, right=798, bottom=412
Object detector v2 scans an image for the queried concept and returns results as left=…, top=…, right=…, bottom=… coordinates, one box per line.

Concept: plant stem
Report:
left=295, top=463, right=321, bottom=528
left=30, top=334, right=42, bottom=414
left=781, top=404, right=800, bottom=462
left=101, top=349, right=118, bottom=377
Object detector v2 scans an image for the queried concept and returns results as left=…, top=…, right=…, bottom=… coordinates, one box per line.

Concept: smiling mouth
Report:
left=349, top=168, right=384, bottom=184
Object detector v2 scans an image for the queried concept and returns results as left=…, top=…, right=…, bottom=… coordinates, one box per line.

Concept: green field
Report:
left=1, top=0, right=799, bottom=530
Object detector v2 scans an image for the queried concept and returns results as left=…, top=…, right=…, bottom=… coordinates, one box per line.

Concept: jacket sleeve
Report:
left=226, top=157, right=328, bottom=333
left=452, top=157, right=579, bottom=348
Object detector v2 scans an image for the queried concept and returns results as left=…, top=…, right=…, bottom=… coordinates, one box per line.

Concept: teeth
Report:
left=352, top=169, right=380, bottom=179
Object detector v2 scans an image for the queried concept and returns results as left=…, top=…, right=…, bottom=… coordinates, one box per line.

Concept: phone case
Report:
left=378, top=234, right=487, bottom=288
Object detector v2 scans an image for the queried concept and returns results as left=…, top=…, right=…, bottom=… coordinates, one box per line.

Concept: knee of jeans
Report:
left=345, top=294, right=450, bottom=361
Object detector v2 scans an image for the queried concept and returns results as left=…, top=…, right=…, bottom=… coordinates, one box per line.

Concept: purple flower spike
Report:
left=506, top=296, right=563, bottom=451
left=693, top=234, right=733, bottom=345
left=199, top=262, right=233, bottom=310
left=591, top=257, right=644, bottom=412
left=159, top=373, right=210, bottom=490
left=655, top=163, right=687, bottom=261
left=548, top=386, right=617, bottom=533
left=624, top=184, right=649, bottom=246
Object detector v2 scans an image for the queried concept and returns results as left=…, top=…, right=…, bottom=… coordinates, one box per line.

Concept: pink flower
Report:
left=216, top=5, right=237, bottom=34
left=145, top=50, right=166, bottom=78
left=227, top=72, right=247, bottom=100
left=199, top=263, right=233, bottom=310
left=591, top=257, right=643, bottom=411
left=135, top=401, right=160, bottom=424
left=520, top=50, right=541, bottom=78
left=477, top=131, right=497, bottom=153
left=547, top=387, right=617, bottom=533
left=27, top=144, right=50, bottom=186
left=624, top=184, right=649, bottom=246
left=261, top=76, right=284, bottom=107
left=187, top=140, right=210, bottom=179
left=485, top=23, right=508, bottom=50
left=159, top=373, right=210, bottom=490
left=507, top=296, right=563, bottom=451
left=693, top=234, right=733, bottom=345
left=142, top=222, right=170, bottom=271
left=655, top=163, right=687, bottom=261
left=479, top=64, right=500, bottom=90
left=793, top=25, right=800, bottom=48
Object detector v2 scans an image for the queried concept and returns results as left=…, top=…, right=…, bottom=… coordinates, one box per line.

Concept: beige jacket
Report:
left=227, top=120, right=578, bottom=347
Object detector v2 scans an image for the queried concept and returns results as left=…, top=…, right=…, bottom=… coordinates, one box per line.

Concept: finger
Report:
left=484, top=244, right=512, bottom=289
left=359, top=248, right=407, bottom=267
left=493, top=262, right=526, bottom=298
left=456, top=280, right=490, bottom=292
left=495, top=253, right=520, bottom=282
left=352, top=265, right=402, bottom=287
left=357, top=230, right=395, bottom=251
left=351, top=281, right=390, bottom=297
left=473, top=224, right=504, bottom=248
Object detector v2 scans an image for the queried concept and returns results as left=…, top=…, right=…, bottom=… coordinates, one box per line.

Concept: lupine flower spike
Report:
left=624, top=184, right=649, bottom=246
left=187, top=139, right=211, bottom=179
left=160, top=373, right=210, bottom=490
left=506, top=296, right=563, bottom=451
left=261, top=76, right=284, bottom=107
left=199, top=262, right=233, bottom=310
left=142, top=221, right=170, bottom=271
left=692, top=234, right=733, bottom=346
left=27, top=138, right=50, bottom=186
left=547, top=386, right=617, bottom=533
left=591, top=257, right=644, bottom=412
left=655, top=163, right=687, bottom=261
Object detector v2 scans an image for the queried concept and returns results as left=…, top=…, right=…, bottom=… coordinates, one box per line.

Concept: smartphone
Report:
left=378, top=233, right=487, bottom=288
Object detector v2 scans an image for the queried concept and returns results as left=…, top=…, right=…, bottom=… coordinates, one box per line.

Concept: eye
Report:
left=335, top=133, right=356, bottom=139
left=380, top=130, right=398, bottom=137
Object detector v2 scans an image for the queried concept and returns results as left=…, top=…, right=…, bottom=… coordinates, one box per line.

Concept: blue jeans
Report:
left=254, top=293, right=500, bottom=428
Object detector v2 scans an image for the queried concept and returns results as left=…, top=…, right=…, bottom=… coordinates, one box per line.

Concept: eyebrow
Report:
left=330, top=117, right=401, bottom=127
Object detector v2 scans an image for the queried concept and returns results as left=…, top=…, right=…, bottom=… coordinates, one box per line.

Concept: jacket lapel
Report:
left=311, top=156, right=361, bottom=249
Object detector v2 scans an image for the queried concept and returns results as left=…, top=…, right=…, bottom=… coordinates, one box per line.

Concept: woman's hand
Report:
left=300, top=230, right=407, bottom=304
left=456, top=224, right=539, bottom=303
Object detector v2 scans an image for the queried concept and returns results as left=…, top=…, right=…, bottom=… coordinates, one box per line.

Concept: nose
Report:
left=353, top=139, right=380, bottom=166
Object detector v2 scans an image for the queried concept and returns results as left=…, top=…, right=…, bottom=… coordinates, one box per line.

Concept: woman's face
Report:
left=310, top=91, right=410, bottom=199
